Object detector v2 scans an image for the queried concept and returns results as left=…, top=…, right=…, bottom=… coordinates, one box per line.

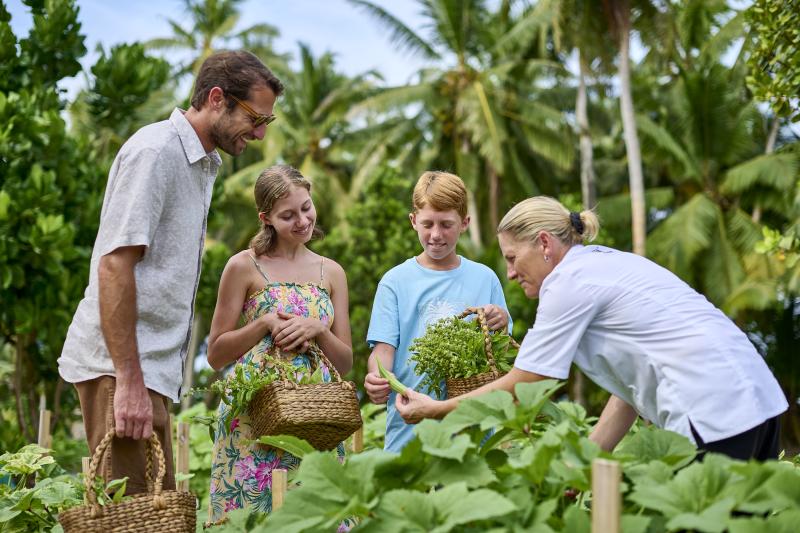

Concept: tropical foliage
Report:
left=2, top=0, right=799, bottom=500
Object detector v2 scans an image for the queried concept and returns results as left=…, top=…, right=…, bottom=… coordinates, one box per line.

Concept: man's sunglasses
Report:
left=229, top=94, right=276, bottom=128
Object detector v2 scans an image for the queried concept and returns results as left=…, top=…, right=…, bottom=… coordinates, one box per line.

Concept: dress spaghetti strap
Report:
left=319, top=257, right=325, bottom=285
left=249, top=254, right=270, bottom=284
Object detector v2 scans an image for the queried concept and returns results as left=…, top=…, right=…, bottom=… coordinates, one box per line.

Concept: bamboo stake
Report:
left=37, top=408, right=51, bottom=449
left=176, top=421, right=191, bottom=492
left=351, top=426, right=364, bottom=453
left=592, top=459, right=621, bottom=533
left=272, top=468, right=288, bottom=511
left=82, top=457, right=91, bottom=478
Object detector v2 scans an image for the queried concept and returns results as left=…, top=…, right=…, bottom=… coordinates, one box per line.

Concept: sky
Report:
left=6, top=0, right=433, bottom=98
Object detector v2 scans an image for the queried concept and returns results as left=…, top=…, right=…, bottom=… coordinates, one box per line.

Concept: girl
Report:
left=205, top=165, right=352, bottom=523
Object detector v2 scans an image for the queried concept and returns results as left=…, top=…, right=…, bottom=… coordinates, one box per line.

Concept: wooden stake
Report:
left=351, top=426, right=364, bottom=453
left=592, top=459, right=621, bottom=533
left=176, top=421, right=191, bottom=492
left=272, top=468, right=288, bottom=511
left=82, top=457, right=91, bottom=478
left=37, top=409, right=51, bottom=449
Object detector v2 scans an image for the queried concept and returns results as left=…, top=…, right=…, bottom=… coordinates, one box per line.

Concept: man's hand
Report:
left=364, top=371, right=391, bottom=404
left=482, top=304, right=509, bottom=331
left=114, top=376, right=153, bottom=440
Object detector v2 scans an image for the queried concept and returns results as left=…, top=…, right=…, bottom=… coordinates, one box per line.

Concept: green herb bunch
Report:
left=190, top=352, right=328, bottom=431
left=409, top=316, right=517, bottom=397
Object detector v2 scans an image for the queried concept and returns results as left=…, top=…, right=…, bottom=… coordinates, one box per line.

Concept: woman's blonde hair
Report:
left=412, top=171, right=468, bottom=219
left=249, top=165, right=323, bottom=255
left=497, top=196, right=599, bottom=246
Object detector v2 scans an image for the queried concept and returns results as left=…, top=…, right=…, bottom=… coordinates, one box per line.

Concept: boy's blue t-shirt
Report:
left=367, top=255, right=512, bottom=452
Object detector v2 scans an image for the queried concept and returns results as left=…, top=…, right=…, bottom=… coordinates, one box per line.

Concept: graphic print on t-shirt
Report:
left=418, top=297, right=467, bottom=332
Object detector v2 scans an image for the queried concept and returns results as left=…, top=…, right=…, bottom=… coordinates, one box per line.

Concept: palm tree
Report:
left=145, top=0, right=289, bottom=80
left=218, top=42, right=385, bottom=244
left=348, top=0, right=575, bottom=250
left=600, top=0, right=655, bottom=256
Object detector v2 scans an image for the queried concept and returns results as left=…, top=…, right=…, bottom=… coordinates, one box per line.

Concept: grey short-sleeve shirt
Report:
left=58, top=109, right=221, bottom=401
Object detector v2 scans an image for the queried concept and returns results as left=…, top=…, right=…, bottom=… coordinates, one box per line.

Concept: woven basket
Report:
left=445, top=307, right=520, bottom=398
left=59, top=430, right=196, bottom=533
left=248, top=345, right=362, bottom=451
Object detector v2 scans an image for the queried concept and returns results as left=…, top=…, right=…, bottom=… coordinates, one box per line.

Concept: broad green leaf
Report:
left=442, top=389, right=516, bottom=433
left=615, top=426, right=696, bottom=467
left=0, top=190, right=10, bottom=220
left=373, top=489, right=435, bottom=531
left=429, top=483, right=517, bottom=532
left=257, top=435, right=316, bottom=458
left=666, top=497, right=736, bottom=533
left=415, top=419, right=475, bottom=461
left=621, top=514, right=652, bottom=533
left=514, top=380, right=563, bottom=411
left=563, top=505, right=590, bottom=533
left=418, top=453, right=497, bottom=488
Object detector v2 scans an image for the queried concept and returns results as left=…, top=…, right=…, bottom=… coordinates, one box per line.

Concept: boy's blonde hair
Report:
left=412, top=171, right=468, bottom=219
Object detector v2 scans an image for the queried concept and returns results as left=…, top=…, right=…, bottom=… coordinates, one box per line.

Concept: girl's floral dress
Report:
left=207, top=258, right=349, bottom=526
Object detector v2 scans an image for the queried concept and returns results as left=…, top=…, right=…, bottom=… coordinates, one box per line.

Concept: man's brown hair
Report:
left=191, top=50, right=284, bottom=110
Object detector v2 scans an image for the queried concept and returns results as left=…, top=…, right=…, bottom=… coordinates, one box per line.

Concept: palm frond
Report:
left=347, top=0, right=440, bottom=60
left=649, top=193, right=719, bottom=278
left=720, top=152, right=800, bottom=195
left=701, top=210, right=745, bottom=305
left=347, top=83, right=436, bottom=117
left=636, top=113, right=700, bottom=182
left=493, top=0, right=558, bottom=56
left=721, top=279, right=776, bottom=317
left=698, top=9, right=745, bottom=66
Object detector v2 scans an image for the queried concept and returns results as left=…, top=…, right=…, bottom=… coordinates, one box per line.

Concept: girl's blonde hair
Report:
left=497, top=196, right=599, bottom=246
left=249, top=165, right=323, bottom=255
left=412, top=171, right=468, bottom=219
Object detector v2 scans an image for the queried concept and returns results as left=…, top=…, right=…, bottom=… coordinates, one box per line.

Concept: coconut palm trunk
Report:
left=610, top=0, right=647, bottom=255
left=577, top=49, right=597, bottom=211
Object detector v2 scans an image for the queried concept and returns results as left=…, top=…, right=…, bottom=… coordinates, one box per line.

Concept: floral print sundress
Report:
left=207, top=255, right=348, bottom=525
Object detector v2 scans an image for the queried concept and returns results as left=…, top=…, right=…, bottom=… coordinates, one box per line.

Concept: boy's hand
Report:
left=482, top=304, right=509, bottom=331
left=364, top=371, right=391, bottom=404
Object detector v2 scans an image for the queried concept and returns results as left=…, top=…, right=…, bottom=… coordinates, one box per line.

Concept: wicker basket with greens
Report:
left=409, top=307, right=519, bottom=398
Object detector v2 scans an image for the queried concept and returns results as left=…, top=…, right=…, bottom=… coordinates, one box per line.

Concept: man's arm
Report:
left=589, top=395, right=639, bottom=451
left=98, top=245, right=153, bottom=440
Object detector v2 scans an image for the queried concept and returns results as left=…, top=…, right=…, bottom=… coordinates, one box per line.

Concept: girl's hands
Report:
left=271, top=311, right=326, bottom=352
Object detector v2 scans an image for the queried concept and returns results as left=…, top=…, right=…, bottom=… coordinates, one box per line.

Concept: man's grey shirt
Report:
left=59, top=109, right=221, bottom=402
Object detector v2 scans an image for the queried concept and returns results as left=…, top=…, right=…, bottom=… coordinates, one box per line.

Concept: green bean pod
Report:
left=376, top=357, right=408, bottom=395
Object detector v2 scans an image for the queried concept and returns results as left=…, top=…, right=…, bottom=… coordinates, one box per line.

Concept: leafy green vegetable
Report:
left=376, top=357, right=408, bottom=394
left=189, top=352, right=330, bottom=430
left=409, top=315, right=517, bottom=397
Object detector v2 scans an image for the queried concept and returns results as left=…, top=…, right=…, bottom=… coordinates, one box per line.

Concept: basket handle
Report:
left=458, top=307, right=520, bottom=377
left=459, top=307, right=500, bottom=377
left=84, top=428, right=167, bottom=518
left=267, top=342, right=352, bottom=389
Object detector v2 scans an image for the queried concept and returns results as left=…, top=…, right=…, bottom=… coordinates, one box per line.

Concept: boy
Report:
left=364, top=171, right=511, bottom=451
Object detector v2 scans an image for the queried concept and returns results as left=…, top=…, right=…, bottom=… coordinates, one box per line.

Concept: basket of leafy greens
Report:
left=246, top=344, right=362, bottom=450
left=410, top=307, right=519, bottom=398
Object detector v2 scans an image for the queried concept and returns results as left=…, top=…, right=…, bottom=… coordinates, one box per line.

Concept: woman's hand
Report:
left=271, top=311, right=325, bottom=352
left=395, top=389, right=443, bottom=424
left=482, top=304, right=509, bottom=331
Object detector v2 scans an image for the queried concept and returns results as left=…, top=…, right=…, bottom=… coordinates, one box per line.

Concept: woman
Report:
left=396, top=196, right=788, bottom=460
left=205, top=165, right=352, bottom=523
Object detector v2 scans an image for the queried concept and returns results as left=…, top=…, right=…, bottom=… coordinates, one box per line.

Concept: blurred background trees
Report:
left=1, top=0, right=798, bottom=457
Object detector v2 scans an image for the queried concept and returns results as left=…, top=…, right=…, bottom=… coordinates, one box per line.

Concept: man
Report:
left=58, top=50, right=283, bottom=494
